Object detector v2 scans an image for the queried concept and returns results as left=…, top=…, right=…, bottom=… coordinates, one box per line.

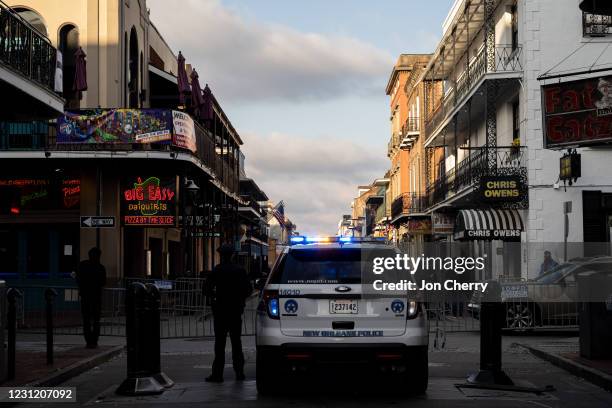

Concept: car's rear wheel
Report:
left=505, top=303, right=535, bottom=329
left=404, top=346, right=428, bottom=395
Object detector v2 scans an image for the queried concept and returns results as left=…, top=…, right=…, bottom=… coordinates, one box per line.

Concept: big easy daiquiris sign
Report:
left=543, top=75, right=612, bottom=149
left=121, top=176, right=178, bottom=226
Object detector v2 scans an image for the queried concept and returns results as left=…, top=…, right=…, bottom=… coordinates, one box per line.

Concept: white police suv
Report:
left=256, top=236, right=428, bottom=395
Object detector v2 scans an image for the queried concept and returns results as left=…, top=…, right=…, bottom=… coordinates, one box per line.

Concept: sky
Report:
left=147, top=0, right=454, bottom=235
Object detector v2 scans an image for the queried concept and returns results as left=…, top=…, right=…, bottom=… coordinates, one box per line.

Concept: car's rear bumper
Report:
left=257, top=343, right=427, bottom=373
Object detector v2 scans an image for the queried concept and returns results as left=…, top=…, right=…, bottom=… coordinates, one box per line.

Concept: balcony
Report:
left=0, top=110, right=240, bottom=195
left=425, top=146, right=527, bottom=209
left=391, top=192, right=427, bottom=222
left=0, top=2, right=56, bottom=91
left=583, top=12, right=612, bottom=37
left=387, top=131, right=401, bottom=157
left=425, top=45, right=523, bottom=139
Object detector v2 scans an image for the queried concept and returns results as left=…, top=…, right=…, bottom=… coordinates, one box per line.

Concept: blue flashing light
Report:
left=290, top=236, right=305, bottom=244
left=268, top=298, right=279, bottom=318
left=339, top=237, right=353, bottom=243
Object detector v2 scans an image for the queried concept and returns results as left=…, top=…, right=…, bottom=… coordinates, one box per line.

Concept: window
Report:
left=26, top=230, right=50, bottom=277
left=13, top=8, right=48, bottom=37
left=583, top=12, right=612, bottom=37
left=58, top=24, right=80, bottom=108
left=512, top=101, right=520, bottom=142
left=511, top=4, right=519, bottom=51
left=0, top=230, right=18, bottom=276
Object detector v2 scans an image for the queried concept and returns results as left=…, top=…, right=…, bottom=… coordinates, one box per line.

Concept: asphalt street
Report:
left=18, top=331, right=611, bottom=408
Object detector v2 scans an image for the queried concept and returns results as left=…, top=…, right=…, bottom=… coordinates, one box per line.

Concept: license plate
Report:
left=329, top=300, right=358, bottom=314
left=501, top=284, right=528, bottom=299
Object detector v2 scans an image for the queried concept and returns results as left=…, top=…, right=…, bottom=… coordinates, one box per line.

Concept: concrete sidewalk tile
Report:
left=517, top=343, right=612, bottom=392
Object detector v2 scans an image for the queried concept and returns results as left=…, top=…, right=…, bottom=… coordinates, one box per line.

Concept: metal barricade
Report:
left=13, top=279, right=257, bottom=339
left=425, top=281, right=579, bottom=341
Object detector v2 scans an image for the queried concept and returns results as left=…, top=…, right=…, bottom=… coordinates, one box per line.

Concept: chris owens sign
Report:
left=121, top=176, right=178, bottom=226
left=479, top=176, right=523, bottom=202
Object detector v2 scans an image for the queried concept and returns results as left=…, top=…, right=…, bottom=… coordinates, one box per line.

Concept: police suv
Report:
left=256, top=236, right=428, bottom=395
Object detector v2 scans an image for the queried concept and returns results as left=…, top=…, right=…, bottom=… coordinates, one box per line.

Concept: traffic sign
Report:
left=80, top=216, right=116, bottom=228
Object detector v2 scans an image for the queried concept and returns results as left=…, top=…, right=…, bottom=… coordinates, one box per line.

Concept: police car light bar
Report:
left=289, top=236, right=387, bottom=245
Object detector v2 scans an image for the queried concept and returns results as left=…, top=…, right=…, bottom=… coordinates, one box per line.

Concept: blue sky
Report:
left=148, top=0, right=454, bottom=235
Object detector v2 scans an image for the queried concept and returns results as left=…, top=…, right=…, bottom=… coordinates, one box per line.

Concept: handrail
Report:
left=0, top=1, right=57, bottom=91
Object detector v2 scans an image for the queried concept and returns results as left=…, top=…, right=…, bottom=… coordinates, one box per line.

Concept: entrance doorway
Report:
left=149, top=238, right=163, bottom=278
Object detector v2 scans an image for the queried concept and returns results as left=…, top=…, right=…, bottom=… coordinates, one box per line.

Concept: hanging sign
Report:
left=479, top=175, right=525, bottom=203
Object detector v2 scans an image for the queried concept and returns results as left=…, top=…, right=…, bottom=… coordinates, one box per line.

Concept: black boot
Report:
left=205, top=374, right=224, bottom=383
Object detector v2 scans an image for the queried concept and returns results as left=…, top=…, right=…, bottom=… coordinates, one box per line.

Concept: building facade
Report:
left=419, top=0, right=612, bottom=278
left=0, top=0, right=249, bottom=286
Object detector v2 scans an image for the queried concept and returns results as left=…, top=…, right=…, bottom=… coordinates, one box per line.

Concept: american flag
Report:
left=271, top=201, right=285, bottom=225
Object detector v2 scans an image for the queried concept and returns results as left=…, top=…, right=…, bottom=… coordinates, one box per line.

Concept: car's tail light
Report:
left=406, top=300, right=420, bottom=320
left=257, top=289, right=279, bottom=319
left=376, top=353, right=403, bottom=361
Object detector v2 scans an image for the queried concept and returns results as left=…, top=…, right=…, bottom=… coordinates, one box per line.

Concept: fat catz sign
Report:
left=542, top=75, right=612, bottom=149
left=121, top=176, right=178, bottom=226
left=480, top=176, right=524, bottom=203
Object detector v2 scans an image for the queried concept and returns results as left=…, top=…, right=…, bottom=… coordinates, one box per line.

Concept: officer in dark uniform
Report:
left=76, top=247, right=107, bottom=348
left=205, top=244, right=252, bottom=382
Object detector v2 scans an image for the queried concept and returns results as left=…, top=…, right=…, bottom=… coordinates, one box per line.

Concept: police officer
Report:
left=76, top=247, right=106, bottom=348
left=205, top=244, right=252, bottom=382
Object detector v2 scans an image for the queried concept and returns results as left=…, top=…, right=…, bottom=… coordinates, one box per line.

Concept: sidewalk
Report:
left=5, top=333, right=124, bottom=387
left=515, top=336, right=612, bottom=392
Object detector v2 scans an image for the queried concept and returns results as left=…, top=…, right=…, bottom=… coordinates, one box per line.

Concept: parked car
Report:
left=469, top=256, right=612, bottom=330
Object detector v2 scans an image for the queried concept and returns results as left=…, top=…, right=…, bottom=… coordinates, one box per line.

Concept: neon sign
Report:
left=121, top=176, right=178, bottom=226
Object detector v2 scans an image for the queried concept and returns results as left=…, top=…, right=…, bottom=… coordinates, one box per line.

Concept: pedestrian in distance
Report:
left=539, top=250, right=559, bottom=276
left=204, top=244, right=253, bottom=383
left=76, top=247, right=106, bottom=348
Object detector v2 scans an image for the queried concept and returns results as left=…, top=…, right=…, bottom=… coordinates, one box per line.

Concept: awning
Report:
left=454, top=209, right=524, bottom=241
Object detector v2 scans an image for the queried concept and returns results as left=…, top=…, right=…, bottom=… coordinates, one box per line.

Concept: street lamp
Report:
left=184, top=178, right=200, bottom=277
left=184, top=179, right=200, bottom=196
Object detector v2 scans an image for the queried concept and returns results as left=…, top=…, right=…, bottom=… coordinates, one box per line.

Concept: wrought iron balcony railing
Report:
left=403, top=116, right=420, bottom=134
left=583, top=12, right=612, bottom=37
left=425, top=146, right=527, bottom=209
left=425, top=45, right=523, bottom=138
left=0, top=1, right=56, bottom=91
left=391, top=192, right=427, bottom=220
left=0, top=113, right=240, bottom=194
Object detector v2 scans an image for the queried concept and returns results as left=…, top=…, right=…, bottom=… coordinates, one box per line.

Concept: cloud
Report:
left=147, top=0, right=393, bottom=103
left=242, top=132, right=388, bottom=235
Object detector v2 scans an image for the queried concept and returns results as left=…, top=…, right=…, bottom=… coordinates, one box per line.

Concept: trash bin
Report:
left=0, top=281, right=6, bottom=383
left=577, top=271, right=612, bottom=359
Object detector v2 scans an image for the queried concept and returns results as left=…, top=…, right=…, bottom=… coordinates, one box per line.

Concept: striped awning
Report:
left=454, top=209, right=524, bottom=241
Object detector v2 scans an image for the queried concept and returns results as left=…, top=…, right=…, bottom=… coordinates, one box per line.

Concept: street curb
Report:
left=27, top=344, right=125, bottom=387
left=516, top=343, right=612, bottom=392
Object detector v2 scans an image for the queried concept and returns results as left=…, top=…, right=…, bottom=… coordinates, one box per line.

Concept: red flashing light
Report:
left=10, top=207, right=20, bottom=215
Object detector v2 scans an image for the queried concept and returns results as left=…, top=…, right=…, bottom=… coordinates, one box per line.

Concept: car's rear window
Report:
left=270, top=247, right=396, bottom=284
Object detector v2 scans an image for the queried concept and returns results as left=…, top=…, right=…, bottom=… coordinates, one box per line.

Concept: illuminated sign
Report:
left=542, top=75, right=612, bottom=149
left=479, top=176, right=524, bottom=203
left=121, top=176, right=178, bottom=226
left=0, top=178, right=80, bottom=213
